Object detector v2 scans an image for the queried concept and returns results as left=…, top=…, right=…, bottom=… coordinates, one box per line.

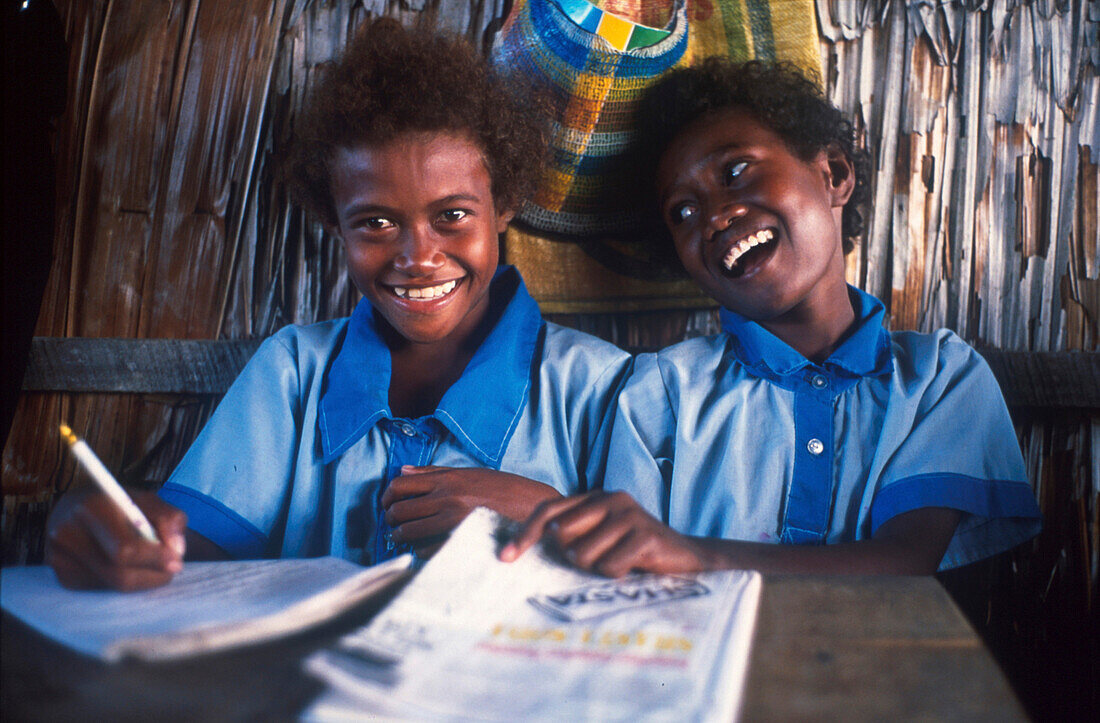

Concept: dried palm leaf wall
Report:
left=1, top=0, right=1096, bottom=717
left=813, top=3, right=1098, bottom=717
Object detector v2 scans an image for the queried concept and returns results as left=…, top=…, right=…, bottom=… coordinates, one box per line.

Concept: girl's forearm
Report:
left=693, top=507, right=962, bottom=576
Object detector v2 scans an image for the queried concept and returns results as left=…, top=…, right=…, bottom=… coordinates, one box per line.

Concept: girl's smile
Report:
left=389, top=279, right=459, bottom=299
left=719, top=227, right=776, bottom=276
left=328, top=132, right=513, bottom=348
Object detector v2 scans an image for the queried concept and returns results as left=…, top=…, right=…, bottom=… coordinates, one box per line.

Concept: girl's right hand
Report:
left=499, top=491, right=709, bottom=578
left=45, top=488, right=188, bottom=591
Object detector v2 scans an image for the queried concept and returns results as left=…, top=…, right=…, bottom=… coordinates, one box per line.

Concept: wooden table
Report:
left=1, top=574, right=1026, bottom=721
left=743, top=576, right=1026, bottom=721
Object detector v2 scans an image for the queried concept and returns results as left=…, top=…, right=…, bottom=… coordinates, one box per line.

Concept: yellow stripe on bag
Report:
left=543, top=67, right=618, bottom=210
left=595, top=12, right=633, bottom=50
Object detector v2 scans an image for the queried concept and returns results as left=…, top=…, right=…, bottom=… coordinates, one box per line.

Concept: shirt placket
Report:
left=781, top=370, right=835, bottom=544
left=374, top=418, right=435, bottom=563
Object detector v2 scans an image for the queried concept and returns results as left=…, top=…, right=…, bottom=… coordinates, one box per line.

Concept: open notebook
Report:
left=0, top=554, right=412, bottom=662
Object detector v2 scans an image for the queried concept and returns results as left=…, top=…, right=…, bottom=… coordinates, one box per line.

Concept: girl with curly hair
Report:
left=46, top=18, right=630, bottom=589
left=506, top=60, right=1040, bottom=577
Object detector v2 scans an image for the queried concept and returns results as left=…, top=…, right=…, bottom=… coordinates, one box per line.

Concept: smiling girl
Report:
left=504, top=60, right=1041, bottom=577
left=45, top=19, right=631, bottom=590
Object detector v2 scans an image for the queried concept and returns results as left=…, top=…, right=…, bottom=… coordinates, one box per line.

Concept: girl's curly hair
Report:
left=283, top=18, right=546, bottom=228
left=635, top=59, right=871, bottom=254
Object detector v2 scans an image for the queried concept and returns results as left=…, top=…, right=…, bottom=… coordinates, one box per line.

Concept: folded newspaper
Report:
left=304, top=507, right=762, bottom=721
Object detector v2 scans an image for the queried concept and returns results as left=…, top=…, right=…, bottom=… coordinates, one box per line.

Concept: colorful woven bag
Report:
left=494, top=0, right=690, bottom=238
left=495, top=0, right=821, bottom=309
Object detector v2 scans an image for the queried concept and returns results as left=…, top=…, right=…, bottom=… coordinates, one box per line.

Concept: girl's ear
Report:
left=824, top=145, right=855, bottom=207
left=496, top=207, right=516, bottom=234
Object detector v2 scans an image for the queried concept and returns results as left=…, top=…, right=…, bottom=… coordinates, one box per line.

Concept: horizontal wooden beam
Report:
left=18, top=337, right=1100, bottom=409
left=975, top=347, right=1100, bottom=410
left=21, top=337, right=263, bottom=395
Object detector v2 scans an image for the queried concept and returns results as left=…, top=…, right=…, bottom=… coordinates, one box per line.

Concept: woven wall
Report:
left=1, top=1, right=1096, bottom=717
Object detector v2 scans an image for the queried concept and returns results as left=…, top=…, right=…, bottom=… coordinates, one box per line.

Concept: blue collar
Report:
left=319, top=266, right=544, bottom=466
left=719, top=285, right=893, bottom=384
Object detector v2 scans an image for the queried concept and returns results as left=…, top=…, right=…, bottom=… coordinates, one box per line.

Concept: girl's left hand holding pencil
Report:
left=46, top=487, right=188, bottom=591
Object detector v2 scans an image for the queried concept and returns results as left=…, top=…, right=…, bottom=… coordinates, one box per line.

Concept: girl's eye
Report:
left=440, top=209, right=469, bottom=223
left=723, top=161, right=748, bottom=184
left=361, top=216, right=394, bottom=230
left=668, top=203, right=697, bottom=226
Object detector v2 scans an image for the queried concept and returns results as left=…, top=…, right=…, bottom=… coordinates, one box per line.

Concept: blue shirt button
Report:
left=811, top=374, right=828, bottom=389
left=399, top=422, right=416, bottom=437
left=807, top=438, right=825, bottom=455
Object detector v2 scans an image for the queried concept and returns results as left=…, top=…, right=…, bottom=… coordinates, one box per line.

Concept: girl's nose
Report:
left=705, top=200, right=748, bottom=237
left=394, top=225, right=445, bottom=275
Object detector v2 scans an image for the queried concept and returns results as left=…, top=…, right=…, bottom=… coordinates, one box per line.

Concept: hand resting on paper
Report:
left=382, top=466, right=562, bottom=557
left=46, top=487, right=226, bottom=591
left=499, top=491, right=709, bottom=577
left=500, top=491, right=962, bottom=576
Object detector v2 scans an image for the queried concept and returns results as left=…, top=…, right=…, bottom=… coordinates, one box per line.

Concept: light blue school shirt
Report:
left=159, top=267, right=631, bottom=565
left=604, top=286, right=1041, bottom=570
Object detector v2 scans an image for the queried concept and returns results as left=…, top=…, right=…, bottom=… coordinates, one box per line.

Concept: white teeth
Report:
left=393, top=279, right=458, bottom=300
left=722, top=229, right=775, bottom=270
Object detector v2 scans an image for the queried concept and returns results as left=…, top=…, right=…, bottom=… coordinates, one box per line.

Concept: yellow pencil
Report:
left=59, top=423, right=160, bottom=543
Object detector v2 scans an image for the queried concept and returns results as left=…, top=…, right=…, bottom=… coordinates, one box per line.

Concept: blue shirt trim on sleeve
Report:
left=158, top=481, right=268, bottom=558
left=870, top=472, right=1042, bottom=534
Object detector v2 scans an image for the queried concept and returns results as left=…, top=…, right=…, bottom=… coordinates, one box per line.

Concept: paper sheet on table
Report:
left=0, top=556, right=411, bottom=661
left=304, top=507, right=762, bottom=722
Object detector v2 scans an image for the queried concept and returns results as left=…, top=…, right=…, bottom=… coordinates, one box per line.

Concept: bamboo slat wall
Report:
left=814, top=8, right=1097, bottom=715
left=1, top=0, right=1097, bottom=716
left=821, top=0, right=1098, bottom=351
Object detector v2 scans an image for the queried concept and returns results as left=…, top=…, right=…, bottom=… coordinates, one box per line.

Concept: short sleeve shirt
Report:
left=603, top=286, right=1041, bottom=570
left=160, top=267, right=631, bottom=564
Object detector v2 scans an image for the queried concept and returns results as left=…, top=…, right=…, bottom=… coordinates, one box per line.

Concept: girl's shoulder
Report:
left=541, top=321, right=631, bottom=366
left=652, top=333, right=731, bottom=377
left=266, top=316, right=351, bottom=353
left=656, top=332, right=729, bottom=359
left=243, top=317, right=354, bottom=377
left=887, top=328, right=1001, bottom=401
left=888, top=328, right=985, bottom=374
left=539, top=322, right=633, bottom=395
left=623, top=334, right=731, bottom=397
